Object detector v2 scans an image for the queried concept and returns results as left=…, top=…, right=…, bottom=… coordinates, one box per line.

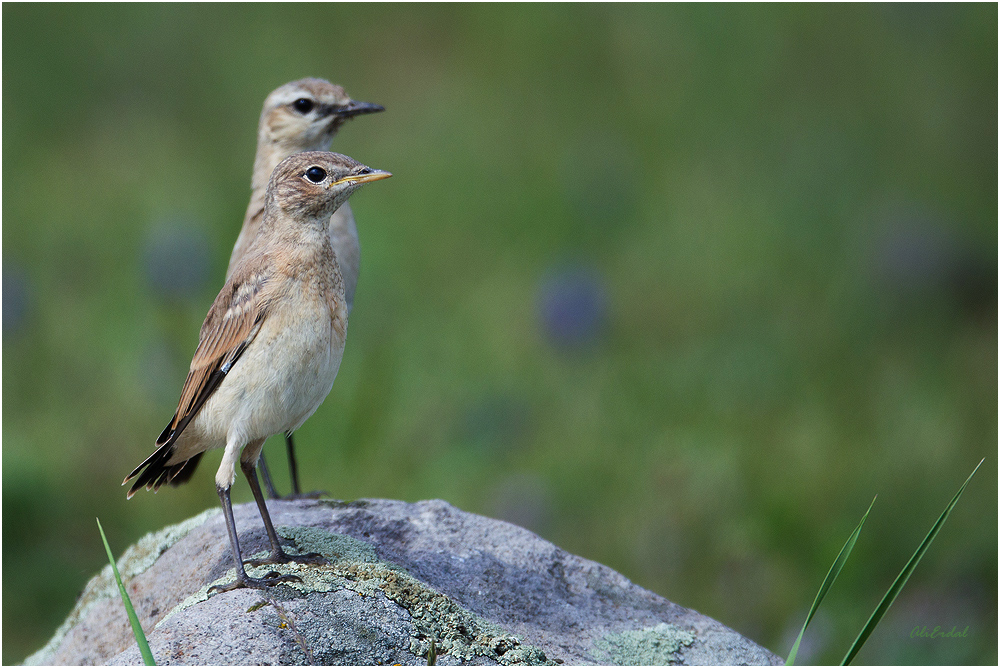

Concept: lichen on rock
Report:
left=32, top=499, right=783, bottom=666
left=24, top=508, right=219, bottom=666
left=153, top=524, right=551, bottom=665
left=595, top=622, right=696, bottom=665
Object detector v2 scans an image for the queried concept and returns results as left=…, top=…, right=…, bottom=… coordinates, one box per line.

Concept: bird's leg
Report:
left=257, top=435, right=327, bottom=501
left=208, top=484, right=304, bottom=594
left=257, top=452, right=282, bottom=500
left=272, top=433, right=328, bottom=500
left=241, top=459, right=327, bottom=567
left=285, top=432, right=301, bottom=496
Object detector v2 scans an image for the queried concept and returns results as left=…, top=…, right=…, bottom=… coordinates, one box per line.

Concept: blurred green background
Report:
left=3, top=4, right=996, bottom=665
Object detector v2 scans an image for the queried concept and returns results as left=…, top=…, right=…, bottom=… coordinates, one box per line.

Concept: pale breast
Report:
left=168, top=269, right=347, bottom=463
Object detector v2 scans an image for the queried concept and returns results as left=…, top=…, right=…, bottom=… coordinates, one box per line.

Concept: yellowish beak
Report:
left=332, top=170, right=392, bottom=187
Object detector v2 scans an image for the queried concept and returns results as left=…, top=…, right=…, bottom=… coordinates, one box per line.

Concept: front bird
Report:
left=124, top=152, right=391, bottom=592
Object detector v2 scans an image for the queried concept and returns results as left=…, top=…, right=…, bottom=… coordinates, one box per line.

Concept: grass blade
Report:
left=97, top=518, right=156, bottom=666
left=840, top=458, right=984, bottom=666
left=785, top=496, right=876, bottom=665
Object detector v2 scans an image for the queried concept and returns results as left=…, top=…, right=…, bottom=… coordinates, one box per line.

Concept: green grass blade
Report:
left=840, top=459, right=984, bottom=666
left=785, top=496, right=876, bottom=665
left=97, top=518, right=156, bottom=666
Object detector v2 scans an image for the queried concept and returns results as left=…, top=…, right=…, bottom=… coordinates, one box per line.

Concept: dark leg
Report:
left=278, top=433, right=328, bottom=500
left=207, top=485, right=304, bottom=594
left=241, top=459, right=326, bottom=567
left=258, top=452, right=282, bottom=500
left=285, top=432, right=301, bottom=496
left=259, top=435, right=326, bottom=501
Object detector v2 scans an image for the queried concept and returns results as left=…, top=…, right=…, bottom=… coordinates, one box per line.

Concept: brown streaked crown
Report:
left=266, top=151, right=391, bottom=223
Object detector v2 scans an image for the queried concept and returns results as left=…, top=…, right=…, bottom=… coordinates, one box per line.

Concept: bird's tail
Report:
left=165, top=452, right=203, bottom=486
left=122, top=421, right=201, bottom=498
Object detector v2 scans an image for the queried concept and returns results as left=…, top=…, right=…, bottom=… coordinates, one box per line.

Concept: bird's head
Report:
left=266, top=151, right=392, bottom=224
left=259, top=78, right=384, bottom=151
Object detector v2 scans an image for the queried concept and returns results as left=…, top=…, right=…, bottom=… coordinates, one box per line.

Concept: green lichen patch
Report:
left=338, top=558, right=549, bottom=665
left=281, top=525, right=381, bottom=565
left=163, top=525, right=553, bottom=665
left=24, top=508, right=220, bottom=665
left=595, top=622, right=696, bottom=666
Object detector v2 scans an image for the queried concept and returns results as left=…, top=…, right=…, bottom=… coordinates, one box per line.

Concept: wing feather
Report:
left=172, top=268, right=268, bottom=427
left=123, top=259, right=274, bottom=496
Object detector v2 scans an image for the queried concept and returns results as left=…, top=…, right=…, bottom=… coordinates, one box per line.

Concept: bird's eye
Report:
left=305, top=167, right=327, bottom=183
left=292, top=98, right=315, bottom=114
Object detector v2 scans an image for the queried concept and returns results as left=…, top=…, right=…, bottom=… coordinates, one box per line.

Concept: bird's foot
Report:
left=208, top=571, right=302, bottom=594
left=244, top=548, right=327, bottom=568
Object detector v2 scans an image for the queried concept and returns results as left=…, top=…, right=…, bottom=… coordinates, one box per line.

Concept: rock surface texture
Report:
left=27, top=499, right=783, bottom=666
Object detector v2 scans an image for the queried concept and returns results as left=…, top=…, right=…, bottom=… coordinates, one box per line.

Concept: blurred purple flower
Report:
left=875, top=216, right=956, bottom=292
left=536, top=264, right=608, bottom=348
left=143, top=217, right=213, bottom=301
left=3, top=265, right=31, bottom=337
left=871, top=208, right=995, bottom=319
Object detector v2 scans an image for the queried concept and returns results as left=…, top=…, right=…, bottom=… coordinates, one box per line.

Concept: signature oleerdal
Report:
left=910, top=625, right=970, bottom=639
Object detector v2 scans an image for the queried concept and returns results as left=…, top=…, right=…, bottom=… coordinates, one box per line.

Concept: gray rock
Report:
left=27, top=499, right=783, bottom=666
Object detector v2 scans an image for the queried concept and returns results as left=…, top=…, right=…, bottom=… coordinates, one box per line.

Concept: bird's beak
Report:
left=331, top=100, right=385, bottom=119
left=332, top=169, right=393, bottom=187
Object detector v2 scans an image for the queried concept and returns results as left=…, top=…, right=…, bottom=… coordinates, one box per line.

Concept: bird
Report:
left=177, top=78, right=384, bottom=499
left=124, top=151, right=391, bottom=592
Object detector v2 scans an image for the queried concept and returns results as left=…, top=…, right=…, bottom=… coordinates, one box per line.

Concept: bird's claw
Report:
left=244, top=550, right=327, bottom=568
left=208, top=572, right=303, bottom=594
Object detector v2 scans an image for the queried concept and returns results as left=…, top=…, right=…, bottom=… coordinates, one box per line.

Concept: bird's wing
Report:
left=169, top=263, right=272, bottom=434
left=123, top=258, right=275, bottom=494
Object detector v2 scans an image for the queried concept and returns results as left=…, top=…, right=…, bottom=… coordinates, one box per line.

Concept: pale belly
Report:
left=166, top=305, right=346, bottom=465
